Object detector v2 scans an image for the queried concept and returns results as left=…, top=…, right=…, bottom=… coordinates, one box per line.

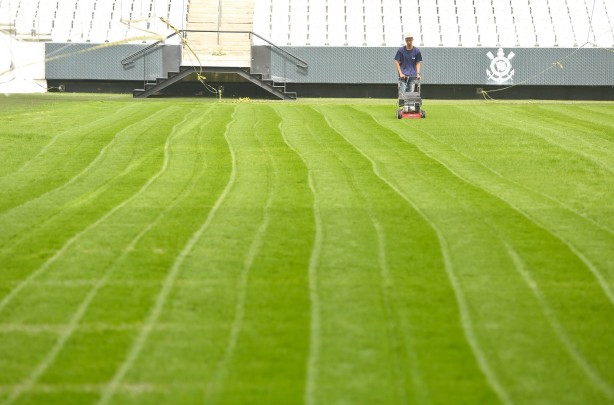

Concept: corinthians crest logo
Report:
left=487, top=48, right=515, bottom=83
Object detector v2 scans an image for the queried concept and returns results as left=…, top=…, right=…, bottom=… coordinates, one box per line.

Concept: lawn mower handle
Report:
left=401, top=75, right=420, bottom=83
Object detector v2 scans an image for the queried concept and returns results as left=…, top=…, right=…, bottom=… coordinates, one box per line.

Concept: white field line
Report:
left=372, top=219, right=410, bottom=405
left=276, top=119, right=322, bottom=405
left=0, top=381, right=210, bottom=395
left=303, top=172, right=322, bottom=405
left=333, top=124, right=513, bottom=405
left=0, top=104, right=140, bottom=180
left=499, top=236, right=614, bottom=399
left=0, top=278, right=223, bottom=291
left=1, top=107, right=198, bottom=405
left=204, top=113, right=276, bottom=401
left=97, top=107, right=239, bottom=405
left=392, top=122, right=614, bottom=308
left=0, top=321, right=235, bottom=335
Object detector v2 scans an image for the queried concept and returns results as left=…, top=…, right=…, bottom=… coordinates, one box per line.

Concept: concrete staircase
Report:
left=133, top=67, right=297, bottom=100
left=184, top=0, right=254, bottom=67
left=130, top=0, right=301, bottom=100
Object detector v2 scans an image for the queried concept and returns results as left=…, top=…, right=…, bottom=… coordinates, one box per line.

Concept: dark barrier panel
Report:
left=46, top=43, right=181, bottom=81
left=267, top=46, right=614, bottom=87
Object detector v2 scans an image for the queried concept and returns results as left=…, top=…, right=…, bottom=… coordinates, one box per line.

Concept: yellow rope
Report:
left=159, top=17, right=207, bottom=83
left=481, top=34, right=614, bottom=100
left=0, top=34, right=164, bottom=77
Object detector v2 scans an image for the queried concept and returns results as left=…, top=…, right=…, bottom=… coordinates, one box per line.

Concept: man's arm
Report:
left=395, top=59, right=405, bottom=79
left=416, top=61, right=421, bottom=79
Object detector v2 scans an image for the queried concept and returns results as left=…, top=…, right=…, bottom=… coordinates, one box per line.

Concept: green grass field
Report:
left=1, top=94, right=613, bottom=404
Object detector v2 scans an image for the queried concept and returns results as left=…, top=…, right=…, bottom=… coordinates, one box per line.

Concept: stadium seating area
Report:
left=184, top=0, right=254, bottom=66
left=252, top=0, right=614, bottom=47
left=0, top=0, right=188, bottom=43
left=0, top=0, right=613, bottom=47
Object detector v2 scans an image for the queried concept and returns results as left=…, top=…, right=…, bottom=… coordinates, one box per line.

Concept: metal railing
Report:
left=121, top=33, right=176, bottom=66
left=121, top=30, right=308, bottom=70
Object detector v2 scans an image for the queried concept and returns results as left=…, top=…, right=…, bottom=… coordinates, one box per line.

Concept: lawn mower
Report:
left=397, top=76, right=426, bottom=119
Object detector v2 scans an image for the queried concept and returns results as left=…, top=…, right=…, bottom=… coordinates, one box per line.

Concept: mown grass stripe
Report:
left=1, top=103, right=137, bottom=176
left=1, top=97, right=613, bottom=404
left=427, top=104, right=614, bottom=234
left=318, top=106, right=509, bottom=404
left=193, top=105, right=314, bottom=403
left=0, top=103, right=157, bottom=214
left=79, top=104, right=235, bottom=403
left=327, top=102, right=614, bottom=400
left=97, top=105, right=238, bottom=405
left=203, top=105, right=277, bottom=401
left=498, top=235, right=614, bottom=398
left=496, top=105, right=614, bottom=175
left=356, top=104, right=614, bottom=400
left=0, top=107, right=139, bottom=223
left=540, top=105, right=614, bottom=146
left=350, top=126, right=511, bottom=405
left=0, top=101, right=133, bottom=179
left=464, top=122, right=614, bottom=302
left=15, top=103, right=236, bottom=393
left=0, top=106, right=214, bottom=404
left=361, top=105, right=614, bottom=307
left=277, top=105, right=444, bottom=404
left=0, top=104, right=183, bottom=263
left=0, top=105, right=188, bottom=315
left=275, top=111, right=323, bottom=405
left=316, top=109, right=423, bottom=404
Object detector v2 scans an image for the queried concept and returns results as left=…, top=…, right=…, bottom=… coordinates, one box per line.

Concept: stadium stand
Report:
left=382, top=0, right=403, bottom=46
left=1, top=0, right=614, bottom=47
left=326, top=1, right=346, bottom=46
left=251, top=0, right=614, bottom=48
left=307, top=0, right=327, bottom=45
left=185, top=0, right=254, bottom=66
left=1, top=0, right=612, bottom=98
left=0, top=0, right=187, bottom=43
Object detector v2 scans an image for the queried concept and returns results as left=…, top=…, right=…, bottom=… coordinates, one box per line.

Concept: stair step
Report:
left=133, top=65, right=297, bottom=100
left=183, top=58, right=251, bottom=67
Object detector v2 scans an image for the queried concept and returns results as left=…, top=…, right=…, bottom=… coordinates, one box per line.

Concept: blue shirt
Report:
left=395, top=46, right=422, bottom=76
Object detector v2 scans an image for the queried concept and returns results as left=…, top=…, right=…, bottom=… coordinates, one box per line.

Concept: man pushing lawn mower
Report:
left=395, top=33, right=426, bottom=119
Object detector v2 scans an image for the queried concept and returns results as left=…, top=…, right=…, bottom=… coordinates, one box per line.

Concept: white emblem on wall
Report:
left=487, top=48, right=515, bottom=83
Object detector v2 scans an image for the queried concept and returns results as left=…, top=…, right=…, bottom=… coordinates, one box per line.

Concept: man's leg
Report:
left=398, top=78, right=407, bottom=95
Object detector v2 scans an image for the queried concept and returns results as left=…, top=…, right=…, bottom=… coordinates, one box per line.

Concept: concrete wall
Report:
left=43, top=43, right=613, bottom=88
left=36, top=42, right=613, bottom=99
left=264, top=46, right=614, bottom=87
left=45, top=43, right=181, bottom=81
